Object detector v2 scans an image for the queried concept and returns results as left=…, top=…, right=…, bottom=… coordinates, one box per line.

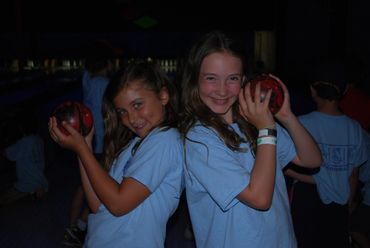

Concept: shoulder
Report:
left=151, top=127, right=180, bottom=140
left=94, top=75, right=109, bottom=84
left=15, top=135, right=35, bottom=146
left=298, top=112, right=323, bottom=127
left=87, top=76, right=109, bottom=88
left=298, top=111, right=316, bottom=121
left=335, top=115, right=364, bottom=135
left=345, top=115, right=363, bottom=127
left=188, top=123, right=220, bottom=140
left=186, top=124, right=228, bottom=151
left=141, top=127, right=182, bottom=149
left=131, top=128, right=183, bottom=166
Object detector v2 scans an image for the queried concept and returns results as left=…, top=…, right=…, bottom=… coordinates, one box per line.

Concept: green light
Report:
left=133, top=15, right=158, bottom=29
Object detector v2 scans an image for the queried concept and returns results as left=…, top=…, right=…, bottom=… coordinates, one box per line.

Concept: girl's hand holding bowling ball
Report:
left=249, top=74, right=284, bottom=115
left=248, top=74, right=295, bottom=124
left=239, top=81, right=275, bottom=130
left=53, top=101, right=93, bottom=137
left=49, top=101, right=95, bottom=152
left=49, top=117, right=92, bottom=153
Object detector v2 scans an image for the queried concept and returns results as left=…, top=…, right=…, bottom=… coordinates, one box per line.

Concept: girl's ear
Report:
left=159, top=87, right=170, bottom=106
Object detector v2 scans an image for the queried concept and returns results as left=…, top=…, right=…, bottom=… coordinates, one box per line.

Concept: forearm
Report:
left=78, top=159, right=101, bottom=213
left=282, top=115, right=322, bottom=168
left=238, top=144, right=276, bottom=210
left=77, top=145, right=122, bottom=212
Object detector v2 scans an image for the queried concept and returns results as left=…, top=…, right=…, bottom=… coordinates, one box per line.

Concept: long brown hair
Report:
left=179, top=31, right=257, bottom=153
left=102, top=62, right=179, bottom=169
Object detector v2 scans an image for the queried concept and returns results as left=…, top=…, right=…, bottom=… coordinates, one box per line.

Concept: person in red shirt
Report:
left=339, top=56, right=370, bottom=131
left=339, top=83, right=370, bottom=131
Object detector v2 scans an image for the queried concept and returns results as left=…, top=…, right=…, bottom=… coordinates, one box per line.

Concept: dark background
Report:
left=1, top=0, right=369, bottom=86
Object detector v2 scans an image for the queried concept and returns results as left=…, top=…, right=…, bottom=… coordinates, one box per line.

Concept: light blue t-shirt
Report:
left=82, top=70, right=109, bottom=154
left=5, top=134, right=48, bottom=193
left=299, top=111, right=368, bottom=204
left=84, top=127, right=184, bottom=248
left=185, top=123, right=297, bottom=248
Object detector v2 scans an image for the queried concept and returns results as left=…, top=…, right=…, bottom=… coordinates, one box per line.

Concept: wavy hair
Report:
left=102, top=62, right=179, bottom=169
left=179, top=31, right=257, bottom=153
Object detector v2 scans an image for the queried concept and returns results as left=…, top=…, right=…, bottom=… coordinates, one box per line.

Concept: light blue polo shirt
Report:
left=185, top=123, right=297, bottom=248
left=84, top=127, right=184, bottom=248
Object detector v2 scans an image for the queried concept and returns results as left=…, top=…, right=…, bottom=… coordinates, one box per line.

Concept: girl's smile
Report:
left=198, top=52, right=244, bottom=124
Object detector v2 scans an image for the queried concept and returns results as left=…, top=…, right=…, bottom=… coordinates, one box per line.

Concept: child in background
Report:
left=82, top=56, right=112, bottom=157
left=179, top=31, right=322, bottom=247
left=1, top=108, right=48, bottom=205
left=285, top=61, right=368, bottom=248
left=49, top=62, right=183, bottom=247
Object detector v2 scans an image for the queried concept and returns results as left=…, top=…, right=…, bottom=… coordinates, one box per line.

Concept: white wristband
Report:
left=257, top=136, right=277, bottom=146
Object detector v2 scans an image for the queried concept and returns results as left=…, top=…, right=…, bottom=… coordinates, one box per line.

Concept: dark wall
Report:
left=1, top=0, right=370, bottom=92
left=0, top=32, right=205, bottom=59
left=277, top=0, right=370, bottom=89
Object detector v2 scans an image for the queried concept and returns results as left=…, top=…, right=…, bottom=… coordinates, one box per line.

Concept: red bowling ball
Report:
left=53, top=101, right=93, bottom=136
left=249, top=74, right=284, bottom=114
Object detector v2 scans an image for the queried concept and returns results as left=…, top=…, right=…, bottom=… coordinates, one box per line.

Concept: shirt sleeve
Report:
left=351, top=128, right=368, bottom=168
left=276, top=124, right=296, bottom=169
left=359, top=132, right=370, bottom=183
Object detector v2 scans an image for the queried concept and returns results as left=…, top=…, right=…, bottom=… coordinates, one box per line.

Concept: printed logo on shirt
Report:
left=318, top=143, right=355, bottom=171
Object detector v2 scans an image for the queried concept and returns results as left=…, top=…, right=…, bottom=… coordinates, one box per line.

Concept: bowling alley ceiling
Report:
left=0, top=0, right=278, bottom=31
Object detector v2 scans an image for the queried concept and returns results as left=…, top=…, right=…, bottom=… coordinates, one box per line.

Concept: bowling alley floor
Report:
left=0, top=141, right=196, bottom=248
